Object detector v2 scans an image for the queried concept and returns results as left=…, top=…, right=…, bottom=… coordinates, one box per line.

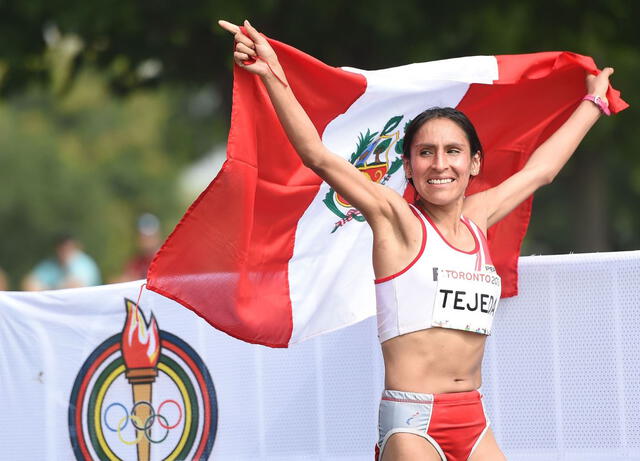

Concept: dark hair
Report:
left=402, top=107, right=483, bottom=162
left=54, top=232, right=76, bottom=247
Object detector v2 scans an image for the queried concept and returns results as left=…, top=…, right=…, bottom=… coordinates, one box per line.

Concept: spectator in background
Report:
left=22, top=233, right=101, bottom=290
left=0, top=266, right=8, bottom=291
left=117, top=213, right=162, bottom=282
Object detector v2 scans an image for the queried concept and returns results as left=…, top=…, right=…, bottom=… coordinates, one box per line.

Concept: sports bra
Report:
left=375, top=204, right=501, bottom=343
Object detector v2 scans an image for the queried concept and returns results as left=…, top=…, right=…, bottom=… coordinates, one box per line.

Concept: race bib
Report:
left=431, top=266, right=501, bottom=335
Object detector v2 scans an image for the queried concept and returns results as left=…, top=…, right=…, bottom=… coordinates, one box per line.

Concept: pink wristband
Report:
left=582, top=94, right=610, bottom=116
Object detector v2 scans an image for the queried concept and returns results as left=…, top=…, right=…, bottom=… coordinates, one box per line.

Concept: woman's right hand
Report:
left=218, top=20, right=279, bottom=78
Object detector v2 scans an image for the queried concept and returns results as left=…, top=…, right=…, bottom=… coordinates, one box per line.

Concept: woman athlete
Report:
left=219, top=19, right=614, bottom=461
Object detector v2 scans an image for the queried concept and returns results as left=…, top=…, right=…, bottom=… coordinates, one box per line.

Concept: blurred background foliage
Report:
left=0, top=0, right=638, bottom=288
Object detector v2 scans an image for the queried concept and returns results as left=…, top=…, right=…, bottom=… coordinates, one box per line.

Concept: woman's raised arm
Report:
left=464, top=68, right=615, bottom=230
left=218, top=20, right=409, bottom=228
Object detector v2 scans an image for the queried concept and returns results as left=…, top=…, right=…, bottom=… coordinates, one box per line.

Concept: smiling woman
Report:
left=217, top=18, right=615, bottom=461
left=403, top=113, right=481, bottom=215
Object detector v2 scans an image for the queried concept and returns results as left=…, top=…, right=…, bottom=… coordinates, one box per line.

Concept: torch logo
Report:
left=68, top=299, right=217, bottom=460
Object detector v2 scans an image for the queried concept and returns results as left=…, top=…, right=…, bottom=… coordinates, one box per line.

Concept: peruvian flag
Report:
left=147, top=37, right=627, bottom=347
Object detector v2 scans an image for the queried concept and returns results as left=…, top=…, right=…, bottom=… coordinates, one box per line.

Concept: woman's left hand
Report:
left=586, top=67, right=614, bottom=105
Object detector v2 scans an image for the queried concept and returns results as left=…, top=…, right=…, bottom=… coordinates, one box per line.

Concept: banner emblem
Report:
left=68, top=299, right=217, bottom=460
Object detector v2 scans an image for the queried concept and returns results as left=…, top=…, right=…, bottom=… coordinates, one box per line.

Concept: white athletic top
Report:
left=375, top=204, right=501, bottom=343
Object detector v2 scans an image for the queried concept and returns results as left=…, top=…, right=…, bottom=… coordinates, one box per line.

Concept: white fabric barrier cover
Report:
left=1, top=251, right=639, bottom=460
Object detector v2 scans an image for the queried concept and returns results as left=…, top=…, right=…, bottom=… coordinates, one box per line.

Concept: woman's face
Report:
left=403, top=117, right=480, bottom=207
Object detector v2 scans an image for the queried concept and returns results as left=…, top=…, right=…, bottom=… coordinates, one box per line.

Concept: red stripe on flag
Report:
left=495, top=52, right=627, bottom=113
left=147, top=39, right=366, bottom=347
left=460, top=52, right=627, bottom=297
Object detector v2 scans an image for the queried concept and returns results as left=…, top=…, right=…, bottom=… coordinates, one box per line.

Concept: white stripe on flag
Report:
left=288, top=57, right=498, bottom=344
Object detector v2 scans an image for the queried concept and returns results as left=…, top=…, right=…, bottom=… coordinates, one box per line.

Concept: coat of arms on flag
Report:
left=325, top=115, right=405, bottom=233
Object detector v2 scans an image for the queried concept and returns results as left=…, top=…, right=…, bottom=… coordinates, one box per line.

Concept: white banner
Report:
left=1, top=251, right=639, bottom=460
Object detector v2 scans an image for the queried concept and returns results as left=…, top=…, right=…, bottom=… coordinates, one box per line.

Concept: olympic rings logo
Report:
left=103, top=400, right=183, bottom=445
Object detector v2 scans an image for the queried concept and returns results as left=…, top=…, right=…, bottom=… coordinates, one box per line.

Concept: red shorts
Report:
left=375, top=388, right=489, bottom=461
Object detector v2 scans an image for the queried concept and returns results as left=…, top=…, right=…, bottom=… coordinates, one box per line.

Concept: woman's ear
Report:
left=470, top=151, right=481, bottom=176
left=403, top=156, right=412, bottom=180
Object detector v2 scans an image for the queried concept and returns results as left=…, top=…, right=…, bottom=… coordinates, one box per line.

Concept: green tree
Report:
left=0, top=0, right=638, bottom=286
left=0, top=65, right=221, bottom=287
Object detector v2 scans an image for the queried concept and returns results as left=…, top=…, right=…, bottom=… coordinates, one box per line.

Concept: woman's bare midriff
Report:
left=381, top=327, right=487, bottom=394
